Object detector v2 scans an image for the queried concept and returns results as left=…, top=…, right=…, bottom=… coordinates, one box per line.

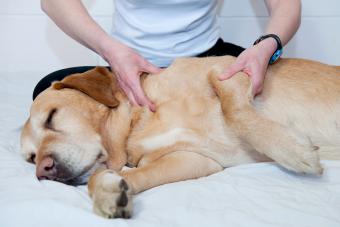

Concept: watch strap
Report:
left=254, top=34, right=283, bottom=64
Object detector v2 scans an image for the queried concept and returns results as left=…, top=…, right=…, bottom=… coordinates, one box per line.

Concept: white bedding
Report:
left=0, top=72, right=340, bottom=227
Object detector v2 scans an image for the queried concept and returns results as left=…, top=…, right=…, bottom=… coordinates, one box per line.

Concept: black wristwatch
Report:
left=253, top=34, right=283, bottom=64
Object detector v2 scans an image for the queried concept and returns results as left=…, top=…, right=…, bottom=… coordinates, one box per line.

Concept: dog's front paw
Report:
left=92, top=170, right=133, bottom=219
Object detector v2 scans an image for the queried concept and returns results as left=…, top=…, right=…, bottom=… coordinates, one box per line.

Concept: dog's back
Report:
left=137, top=56, right=340, bottom=165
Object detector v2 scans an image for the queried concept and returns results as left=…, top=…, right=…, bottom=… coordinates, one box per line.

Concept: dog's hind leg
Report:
left=208, top=69, right=323, bottom=175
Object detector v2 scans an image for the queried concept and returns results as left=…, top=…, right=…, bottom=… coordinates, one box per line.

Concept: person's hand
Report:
left=219, top=38, right=277, bottom=96
left=103, top=39, right=163, bottom=112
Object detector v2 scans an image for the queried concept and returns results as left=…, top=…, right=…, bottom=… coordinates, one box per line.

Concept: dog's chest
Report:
left=125, top=96, right=244, bottom=167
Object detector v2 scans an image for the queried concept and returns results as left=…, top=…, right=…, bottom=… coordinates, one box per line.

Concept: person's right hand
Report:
left=102, top=39, right=163, bottom=112
left=41, top=0, right=162, bottom=111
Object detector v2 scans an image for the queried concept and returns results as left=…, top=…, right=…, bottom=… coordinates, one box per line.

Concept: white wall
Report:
left=0, top=0, right=339, bottom=75
left=220, top=0, right=340, bottom=65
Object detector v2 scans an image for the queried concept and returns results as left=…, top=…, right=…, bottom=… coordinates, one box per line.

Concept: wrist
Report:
left=256, top=37, right=277, bottom=57
left=97, top=36, right=122, bottom=63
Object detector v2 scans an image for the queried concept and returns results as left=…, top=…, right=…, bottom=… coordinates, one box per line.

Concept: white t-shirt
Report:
left=111, top=0, right=220, bottom=67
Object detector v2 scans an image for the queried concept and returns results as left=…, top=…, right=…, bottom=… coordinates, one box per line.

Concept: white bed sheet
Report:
left=0, top=71, right=340, bottom=227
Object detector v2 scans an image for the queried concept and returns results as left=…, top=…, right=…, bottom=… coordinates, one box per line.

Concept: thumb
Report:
left=250, top=70, right=264, bottom=97
left=219, top=62, right=243, bottom=80
left=142, top=61, right=163, bottom=74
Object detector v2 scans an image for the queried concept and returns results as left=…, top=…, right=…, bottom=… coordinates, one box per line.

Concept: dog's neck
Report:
left=99, top=98, right=144, bottom=171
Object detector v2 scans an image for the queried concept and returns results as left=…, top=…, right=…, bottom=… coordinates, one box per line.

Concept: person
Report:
left=34, top=0, right=301, bottom=112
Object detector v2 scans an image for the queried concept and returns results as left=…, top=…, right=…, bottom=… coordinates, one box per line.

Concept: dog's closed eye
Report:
left=44, top=108, right=57, bottom=130
left=27, top=153, right=36, bottom=164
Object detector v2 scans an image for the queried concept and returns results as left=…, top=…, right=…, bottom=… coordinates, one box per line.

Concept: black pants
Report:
left=32, top=39, right=245, bottom=100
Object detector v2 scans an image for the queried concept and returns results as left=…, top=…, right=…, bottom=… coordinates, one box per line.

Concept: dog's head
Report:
left=21, top=67, right=128, bottom=185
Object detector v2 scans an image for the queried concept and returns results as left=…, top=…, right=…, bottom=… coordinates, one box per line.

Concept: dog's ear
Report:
left=52, top=67, right=120, bottom=108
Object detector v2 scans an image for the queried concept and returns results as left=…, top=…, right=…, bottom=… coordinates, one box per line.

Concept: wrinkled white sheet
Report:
left=0, top=72, right=340, bottom=227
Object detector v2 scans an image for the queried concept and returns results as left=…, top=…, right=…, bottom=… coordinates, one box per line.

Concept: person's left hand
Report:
left=218, top=38, right=277, bottom=96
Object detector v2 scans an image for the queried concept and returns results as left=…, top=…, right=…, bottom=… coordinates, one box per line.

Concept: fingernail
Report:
left=218, top=76, right=225, bottom=81
left=149, top=101, right=157, bottom=111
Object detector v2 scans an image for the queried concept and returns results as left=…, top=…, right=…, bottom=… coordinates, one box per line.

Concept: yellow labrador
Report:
left=21, top=56, right=340, bottom=218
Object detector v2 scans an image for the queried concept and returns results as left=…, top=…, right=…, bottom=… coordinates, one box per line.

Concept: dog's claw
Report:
left=92, top=171, right=133, bottom=219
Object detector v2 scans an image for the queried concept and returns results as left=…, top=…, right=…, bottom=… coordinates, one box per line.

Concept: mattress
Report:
left=0, top=71, right=340, bottom=227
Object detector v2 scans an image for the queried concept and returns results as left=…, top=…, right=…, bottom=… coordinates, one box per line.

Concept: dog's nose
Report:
left=36, top=156, right=57, bottom=180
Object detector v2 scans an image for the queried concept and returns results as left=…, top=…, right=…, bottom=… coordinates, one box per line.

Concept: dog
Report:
left=20, top=56, right=340, bottom=218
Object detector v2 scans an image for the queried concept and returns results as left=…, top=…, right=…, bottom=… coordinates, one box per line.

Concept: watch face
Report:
left=269, top=49, right=282, bottom=64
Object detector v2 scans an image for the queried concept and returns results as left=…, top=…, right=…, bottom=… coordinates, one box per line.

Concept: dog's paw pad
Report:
left=92, top=171, right=133, bottom=219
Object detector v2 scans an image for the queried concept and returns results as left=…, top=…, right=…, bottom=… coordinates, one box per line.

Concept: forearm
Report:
left=265, top=0, right=301, bottom=46
left=41, top=0, right=162, bottom=111
left=41, top=0, right=117, bottom=58
left=254, top=0, right=301, bottom=59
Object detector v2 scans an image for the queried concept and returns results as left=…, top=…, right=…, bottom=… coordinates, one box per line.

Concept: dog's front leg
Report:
left=88, top=151, right=222, bottom=218
left=120, top=151, right=222, bottom=194
left=209, top=69, right=323, bottom=174
left=88, top=168, right=133, bottom=219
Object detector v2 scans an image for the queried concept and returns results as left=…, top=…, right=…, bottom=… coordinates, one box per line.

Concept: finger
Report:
left=126, top=89, right=139, bottom=106
left=219, top=61, right=244, bottom=80
left=130, top=81, right=156, bottom=112
left=142, top=61, right=163, bottom=74
left=250, top=69, right=264, bottom=96
left=133, top=89, right=156, bottom=112
left=256, top=85, right=263, bottom=95
left=117, top=79, right=138, bottom=106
